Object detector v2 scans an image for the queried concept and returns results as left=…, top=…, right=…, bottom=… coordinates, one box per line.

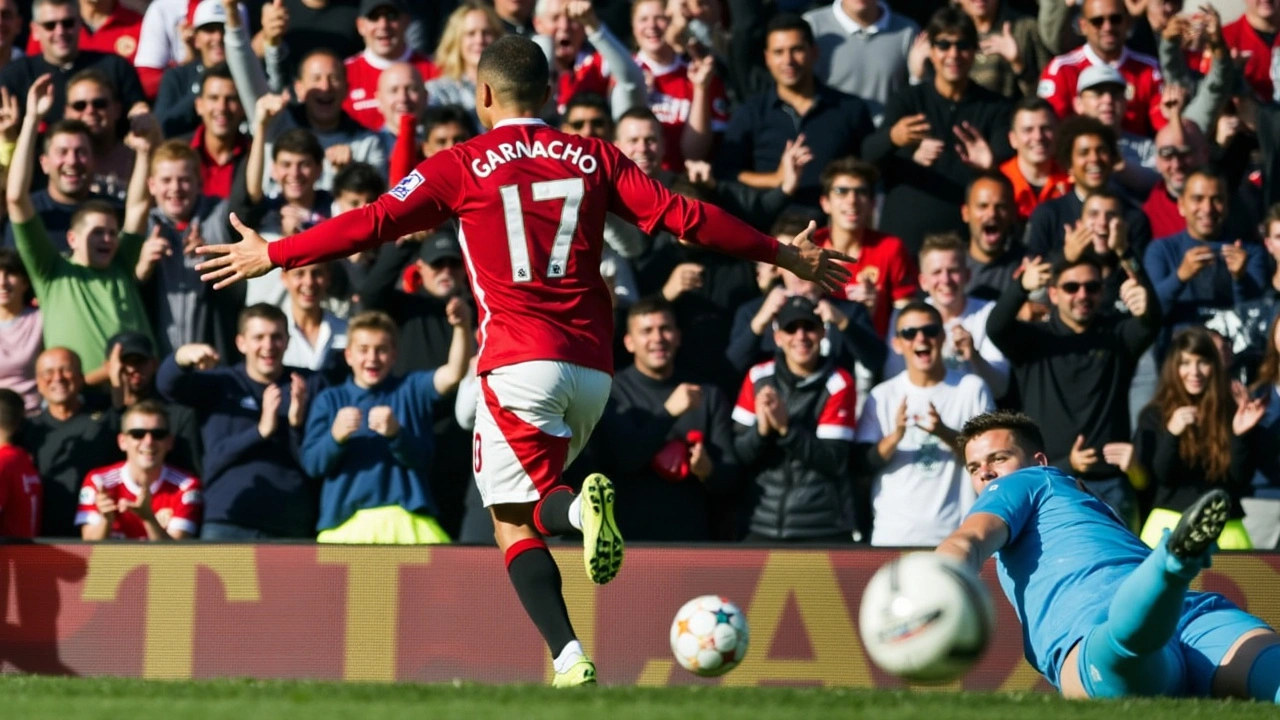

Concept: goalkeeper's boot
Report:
left=552, top=658, right=597, bottom=688
left=581, top=473, right=623, bottom=585
left=1167, top=488, right=1230, bottom=560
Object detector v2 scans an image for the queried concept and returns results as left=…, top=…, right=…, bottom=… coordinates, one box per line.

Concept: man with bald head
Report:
left=375, top=61, right=426, bottom=161
left=18, top=348, right=115, bottom=537
left=1143, top=118, right=1210, bottom=240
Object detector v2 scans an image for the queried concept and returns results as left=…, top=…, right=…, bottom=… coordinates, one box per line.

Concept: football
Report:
left=858, top=552, right=995, bottom=683
left=669, top=595, right=750, bottom=677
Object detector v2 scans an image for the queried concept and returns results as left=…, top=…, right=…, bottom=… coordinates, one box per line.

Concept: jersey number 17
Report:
left=499, top=178, right=585, bottom=282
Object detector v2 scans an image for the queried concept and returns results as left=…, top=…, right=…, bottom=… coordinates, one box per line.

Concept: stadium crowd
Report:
left=0, top=0, right=1275, bottom=549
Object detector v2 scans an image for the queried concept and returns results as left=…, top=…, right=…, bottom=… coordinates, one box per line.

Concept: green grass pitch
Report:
left=0, top=676, right=1275, bottom=720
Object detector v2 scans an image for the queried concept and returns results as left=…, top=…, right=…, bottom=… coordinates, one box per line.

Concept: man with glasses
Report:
left=76, top=400, right=203, bottom=541
left=0, top=0, right=146, bottom=122
left=1037, top=0, right=1166, bottom=137
left=987, top=248, right=1161, bottom=527
left=61, top=69, right=134, bottom=202
left=26, top=0, right=141, bottom=65
left=856, top=300, right=994, bottom=547
left=1071, top=64, right=1161, bottom=203
left=1143, top=116, right=1210, bottom=240
left=732, top=295, right=860, bottom=543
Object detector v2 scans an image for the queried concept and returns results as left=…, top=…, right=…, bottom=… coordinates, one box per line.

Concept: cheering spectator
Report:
left=1037, top=0, right=1165, bottom=137
left=1244, top=314, right=1280, bottom=549
left=1001, top=96, right=1069, bottom=223
left=373, top=62, right=426, bottom=162
left=1071, top=63, right=1162, bottom=202
left=0, top=0, right=146, bottom=120
left=732, top=296, right=859, bottom=543
left=134, top=0, right=251, bottom=99
left=1143, top=116, right=1210, bottom=240
left=221, top=0, right=286, bottom=112
left=425, top=1, right=504, bottom=125
left=1124, top=327, right=1264, bottom=549
left=100, top=331, right=202, bottom=476
left=282, top=262, right=347, bottom=377
left=342, top=0, right=440, bottom=132
left=534, top=0, right=645, bottom=118
left=61, top=69, right=137, bottom=202
left=717, top=13, right=874, bottom=210
left=302, top=309, right=471, bottom=544
left=959, top=0, right=1050, bottom=100
left=596, top=297, right=738, bottom=542
left=1157, top=5, right=1234, bottom=135
left=1222, top=0, right=1280, bottom=103
left=857, top=301, right=994, bottom=546
left=421, top=105, right=476, bottom=158
left=154, top=0, right=232, bottom=138
left=1, top=118, right=103, bottom=253
left=26, top=0, right=141, bottom=65
left=181, top=64, right=250, bottom=201
left=21, top=348, right=115, bottom=537
left=886, top=233, right=1010, bottom=399
left=1129, top=0, right=1181, bottom=57
left=803, top=0, right=916, bottom=126
left=157, top=304, right=319, bottom=540
left=8, top=75, right=153, bottom=384
left=77, top=400, right=202, bottom=541
left=558, top=91, right=613, bottom=140
left=963, top=172, right=1025, bottom=301
left=0, top=250, right=41, bottom=413
left=864, top=7, right=1013, bottom=254
left=0, top=388, right=40, bottom=538
left=631, top=0, right=728, bottom=169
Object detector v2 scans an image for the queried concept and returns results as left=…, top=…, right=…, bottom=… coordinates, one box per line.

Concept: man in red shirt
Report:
left=76, top=400, right=203, bottom=541
left=1223, top=0, right=1280, bottom=101
left=534, top=0, right=644, bottom=117
left=28, top=0, right=142, bottom=64
left=1037, top=0, right=1165, bottom=136
left=0, top=388, right=41, bottom=539
left=196, top=35, right=851, bottom=687
left=187, top=64, right=248, bottom=200
left=813, top=157, right=919, bottom=337
left=342, top=0, right=439, bottom=132
left=1142, top=117, right=1209, bottom=241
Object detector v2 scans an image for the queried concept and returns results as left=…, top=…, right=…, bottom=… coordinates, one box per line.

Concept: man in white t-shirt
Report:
left=885, top=231, right=1011, bottom=400
left=856, top=301, right=994, bottom=547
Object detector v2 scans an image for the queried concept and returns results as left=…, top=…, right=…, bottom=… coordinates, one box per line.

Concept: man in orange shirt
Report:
left=1000, top=96, right=1070, bottom=222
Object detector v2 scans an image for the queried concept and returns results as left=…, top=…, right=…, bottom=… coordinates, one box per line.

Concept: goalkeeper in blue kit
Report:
left=936, top=410, right=1279, bottom=700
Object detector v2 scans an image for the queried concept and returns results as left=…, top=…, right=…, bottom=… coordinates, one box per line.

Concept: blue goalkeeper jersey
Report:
left=968, top=465, right=1152, bottom=689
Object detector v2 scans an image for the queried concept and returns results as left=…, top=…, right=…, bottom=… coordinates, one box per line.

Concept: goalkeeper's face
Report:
left=962, top=429, right=1048, bottom=495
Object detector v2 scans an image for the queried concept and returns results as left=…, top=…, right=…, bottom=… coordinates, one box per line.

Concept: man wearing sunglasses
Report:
left=856, top=301, right=994, bottom=547
left=1142, top=114, right=1210, bottom=240
left=76, top=400, right=203, bottom=541
left=1037, top=0, right=1165, bottom=137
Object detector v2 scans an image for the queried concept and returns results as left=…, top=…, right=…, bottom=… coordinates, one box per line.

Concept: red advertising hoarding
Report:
left=0, top=544, right=1274, bottom=688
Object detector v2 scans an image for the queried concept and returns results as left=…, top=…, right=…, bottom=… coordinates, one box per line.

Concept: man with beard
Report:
left=986, top=250, right=1161, bottom=528
left=964, top=172, right=1025, bottom=301
left=1000, top=97, right=1069, bottom=223
left=1142, top=117, right=1210, bottom=240
left=857, top=301, right=994, bottom=547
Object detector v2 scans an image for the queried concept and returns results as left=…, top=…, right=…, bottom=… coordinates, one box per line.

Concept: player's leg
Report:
left=563, top=366, right=620, bottom=585
left=1216, top=630, right=1280, bottom=703
left=1173, top=591, right=1280, bottom=701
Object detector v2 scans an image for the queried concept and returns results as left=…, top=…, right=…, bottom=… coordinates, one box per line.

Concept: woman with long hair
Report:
left=1131, top=327, right=1265, bottom=549
left=1243, top=312, right=1280, bottom=549
left=426, top=2, right=505, bottom=125
left=0, top=249, right=40, bottom=414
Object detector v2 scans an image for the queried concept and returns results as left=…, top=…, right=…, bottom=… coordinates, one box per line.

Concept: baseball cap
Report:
left=106, top=331, right=155, bottom=361
left=358, top=0, right=403, bottom=18
left=1077, top=64, right=1126, bottom=95
left=775, top=296, right=821, bottom=331
left=191, top=0, right=230, bottom=29
left=418, top=233, right=463, bottom=266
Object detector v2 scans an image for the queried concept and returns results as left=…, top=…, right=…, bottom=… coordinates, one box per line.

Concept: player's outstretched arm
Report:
left=775, top=221, right=855, bottom=295
left=936, top=513, right=1009, bottom=574
left=195, top=213, right=273, bottom=289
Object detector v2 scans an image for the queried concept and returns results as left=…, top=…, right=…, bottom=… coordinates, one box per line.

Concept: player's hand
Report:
left=662, top=262, right=704, bottom=301
left=890, top=113, right=931, bottom=148
left=332, top=407, right=363, bottom=443
left=445, top=296, right=471, bottom=327
left=175, top=343, right=220, bottom=370
left=1167, top=405, right=1199, bottom=436
left=367, top=405, right=400, bottom=438
left=951, top=323, right=974, bottom=361
left=777, top=221, right=855, bottom=295
left=912, top=138, right=945, bottom=168
left=1102, top=442, right=1134, bottom=472
left=95, top=490, right=119, bottom=519
left=1222, top=240, right=1248, bottom=279
left=664, top=383, right=703, bottom=417
left=1119, top=277, right=1148, bottom=317
left=259, top=382, right=282, bottom=438
left=26, top=74, right=55, bottom=121
left=688, top=438, right=712, bottom=481
left=1019, top=255, right=1052, bottom=292
left=287, top=372, right=307, bottom=428
left=1233, top=394, right=1267, bottom=436
left=1070, top=434, right=1100, bottom=474
left=953, top=122, right=993, bottom=170
left=1176, top=244, right=1215, bottom=282
left=195, top=213, right=276, bottom=289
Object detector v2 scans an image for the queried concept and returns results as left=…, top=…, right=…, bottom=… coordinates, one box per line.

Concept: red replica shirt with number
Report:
left=0, top=444, right=41, bottom=538
left=814, top=228, right=918, bottom=338
left=731, top=361, right=858, bottom=440
left=343, top=49, right=440, bottom=131
left=1037, top=45, right=1165, bottom=137
left=267, top=118, right=781, bottom=375
left=633, top=53, right=730, bottom=170
left=75, top=462, right=203, bottom=540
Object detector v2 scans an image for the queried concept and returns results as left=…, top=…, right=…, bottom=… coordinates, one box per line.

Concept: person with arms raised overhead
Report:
left=194, top=34, right=852, bottom=687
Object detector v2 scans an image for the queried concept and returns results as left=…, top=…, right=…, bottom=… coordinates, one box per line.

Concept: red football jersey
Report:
left=1037, top=45, right=1165, bottom=137
left=267, top=119, right=781, bottom=375
left=1222, top=16, right=1280, bottom=102
left=633, top=53, right=729, bottom=171
left=554, top=51, right=611, bottom=116
left=0, top=444, right=41, bottom=539
left=343, top=49, right=440, bottom=132
left=731, top=361, right=858, bottom=440
left=814, top=228, right=919, bottom=337
left=76, top=462, right=203, bottom=540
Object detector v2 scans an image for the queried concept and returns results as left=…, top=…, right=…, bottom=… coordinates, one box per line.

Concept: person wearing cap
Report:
left=154, top=0, right=236, bottom=138
left=731, top=294, right=860, bottom=543
left=342, top=0, right=440, bottom=133
left=1072, top=62, right=1160, bottom=203
left=855, top=300, right=994, bottom=547
left=100, top=330, right=202, bottom=477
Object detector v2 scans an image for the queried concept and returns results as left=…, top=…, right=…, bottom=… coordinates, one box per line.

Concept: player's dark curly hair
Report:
left=956, top=411, right=1047, bottom=459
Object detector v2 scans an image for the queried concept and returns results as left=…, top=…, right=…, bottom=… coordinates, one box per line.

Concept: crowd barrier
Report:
left=0, top=544, right=1275, bottom=687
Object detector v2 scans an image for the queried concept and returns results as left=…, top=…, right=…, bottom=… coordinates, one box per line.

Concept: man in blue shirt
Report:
left=936, top=410, right=1280, bottom=701
left=301, top=307, right=472, bottom=543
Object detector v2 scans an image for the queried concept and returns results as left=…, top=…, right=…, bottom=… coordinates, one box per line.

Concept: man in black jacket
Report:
left=731, top=296, right=859, bottom=542
left=596, top=297, right=738, bottom=542
left=155, top=2, right=231, bottom=137
left=986, top=253, right=1160, bottom=528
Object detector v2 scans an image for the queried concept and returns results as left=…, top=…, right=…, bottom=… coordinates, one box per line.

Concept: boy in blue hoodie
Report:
left=302, top=305, right=472, bottom=542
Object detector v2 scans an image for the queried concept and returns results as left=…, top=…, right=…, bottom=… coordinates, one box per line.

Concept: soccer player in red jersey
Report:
left=0, top=389, right=41, bottom=539
left=196, top=35, right=851, bottom=686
